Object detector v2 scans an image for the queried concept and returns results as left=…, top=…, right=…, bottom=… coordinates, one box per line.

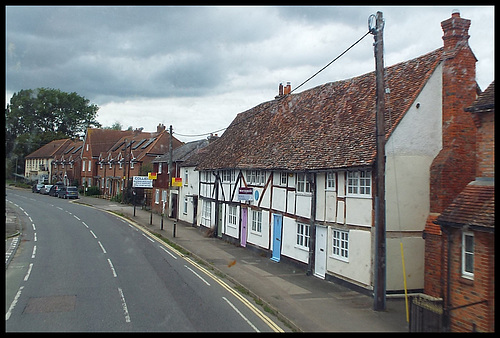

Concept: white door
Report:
left=314, top=225, right=327, bottom=279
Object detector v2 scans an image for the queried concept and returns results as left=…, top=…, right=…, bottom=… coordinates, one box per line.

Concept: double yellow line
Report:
left=185, top=257, right=284, bottom=333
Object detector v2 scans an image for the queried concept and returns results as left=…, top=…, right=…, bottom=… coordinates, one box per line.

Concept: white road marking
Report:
left=159, top=246, right=177, bottom=260
left=89, top=230, right=97, bottom=239
left=142, top=233, right=155, bottom=243
left=32, top=245, right=37, bottom=259
left=117, top=287, right=131, bottom=323
left=32, top=223, right=36, bottom=231
left=34, top=233, right=37, bottom=242
left=107, top=259, right=117, bottom=277
left=184, top=265, right=211, bottom=286
left=222, top=296, right=259, bottom=332
left=24, top=263, right=33, bottom=281
left=82, top=221, right=89, bottom=228
left=6, top=286, right=24, bottom=321
left=73, top=215, right=80, bottom=220
left=98, top=241, right=107, bottom=254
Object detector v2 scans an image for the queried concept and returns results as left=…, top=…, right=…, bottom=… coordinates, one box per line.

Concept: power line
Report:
left=174, top=29, right=371, bottom=139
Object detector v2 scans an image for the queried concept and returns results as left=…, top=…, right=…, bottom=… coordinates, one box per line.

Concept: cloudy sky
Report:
left=6, top=6, right=494, bottom=142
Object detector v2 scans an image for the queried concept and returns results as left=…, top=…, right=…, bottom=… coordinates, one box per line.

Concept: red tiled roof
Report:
left=25, top=139, right=73, bottom=159
left=196, top=48, right=443, bottom=171
left=436, top=180, right=494, bottom=229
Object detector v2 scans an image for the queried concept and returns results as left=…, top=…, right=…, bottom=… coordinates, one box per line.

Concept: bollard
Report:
left=150, top=211, right=153, bottom=225
left=173, top=223, right=176, bottom=238
left=161, top=216, right=163, bottom=230
left=133, top=204, right=136, bottom=217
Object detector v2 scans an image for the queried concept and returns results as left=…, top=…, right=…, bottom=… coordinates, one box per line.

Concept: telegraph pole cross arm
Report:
left=370, top=11, right=387, bottom=312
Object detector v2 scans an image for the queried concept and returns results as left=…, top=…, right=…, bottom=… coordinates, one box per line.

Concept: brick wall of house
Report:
left=446, top=230, right=494, bottom=332
left=473, top=111, right=494, bottom=178
left=423, top=214, right=443, bottom=298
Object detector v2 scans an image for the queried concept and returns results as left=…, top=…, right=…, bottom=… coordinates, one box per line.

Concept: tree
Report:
left=5, top=88, right=101, bottom=178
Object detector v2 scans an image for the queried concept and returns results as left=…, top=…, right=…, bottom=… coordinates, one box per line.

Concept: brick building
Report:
left=424, top=78, right=494, bottom=332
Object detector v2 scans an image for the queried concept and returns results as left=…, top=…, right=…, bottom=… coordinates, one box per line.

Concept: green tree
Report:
left=5, top=88, right=101, bottom=178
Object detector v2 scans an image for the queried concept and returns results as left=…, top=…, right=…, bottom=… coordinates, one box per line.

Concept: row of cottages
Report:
left=24, top=138, right=82, bottom=185
left=423, top=81, right=494, bottom=332
left=80, top=124, right=183, bottom=199
left=187, top=11, right=483, bottom=295
left=150, top=138, right=211, bottom=218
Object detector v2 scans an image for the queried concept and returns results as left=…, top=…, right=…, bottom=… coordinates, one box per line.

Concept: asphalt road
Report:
left=5, top=189, right=284, bottom=332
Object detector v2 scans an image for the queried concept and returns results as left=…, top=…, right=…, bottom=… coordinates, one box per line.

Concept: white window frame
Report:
left=184, top=170, right=189, bottom=186
left=155, top=189, right=160, bottom=204
left=183, top=197, right=188, bottom=215
left=88, top=160, right=91, bottom=172
left=296, top=222, right=310, bottom=249
left=158, top=163, right=162, bottom=174
left=280, top=172, right=288, bottom=186
left=82, top=160, right=86, bottom=172
left=251, top=210, right=262, bottom=234
left=462, top=232, right=474, bottom=279
left=347, top=170, right=371, bottom=197
left=201, top=200, right=211, bottom=227
left=247, top=170, right=266, bottom=185
left=296, top=173, right=311, bottom=193
left=228, top=205, right=237, bottom=228
left=332, top=228, right=349, bottom=262
left=326, top=172, right=336, bottom=191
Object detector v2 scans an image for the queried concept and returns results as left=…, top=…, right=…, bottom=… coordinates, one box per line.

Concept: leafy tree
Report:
left=5, top=88, right=101, bottom=178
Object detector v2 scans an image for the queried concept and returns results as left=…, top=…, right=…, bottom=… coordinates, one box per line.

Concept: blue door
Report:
left=271, top=214, right=282, bottom=262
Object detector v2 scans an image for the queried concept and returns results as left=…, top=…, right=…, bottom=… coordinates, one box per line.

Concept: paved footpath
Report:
left=6, top=187, right=410, bottom=332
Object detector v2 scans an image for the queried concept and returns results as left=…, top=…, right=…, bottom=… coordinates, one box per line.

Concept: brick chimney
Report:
left=157, top=123, right=166, bottom=133
left=429, top=10, right=478, bottom=214
left=284, top=81, right=291, bottom=95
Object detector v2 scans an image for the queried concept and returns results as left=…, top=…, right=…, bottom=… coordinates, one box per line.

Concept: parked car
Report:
left=32, top=183, right=44, bottom=193
left=40, top=184, right=53, bottom=195
left=48, top=185, right=62, bottom=197
left=58, top=186, right=79, bottom=199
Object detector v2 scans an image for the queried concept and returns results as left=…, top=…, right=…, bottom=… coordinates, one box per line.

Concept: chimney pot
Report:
left=279, top=83, right=283, bottom=96
left=284, top=82, right=291, bottom=95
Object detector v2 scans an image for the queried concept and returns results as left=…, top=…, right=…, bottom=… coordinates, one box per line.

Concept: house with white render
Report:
left=193, top=11, right=480, bottom=294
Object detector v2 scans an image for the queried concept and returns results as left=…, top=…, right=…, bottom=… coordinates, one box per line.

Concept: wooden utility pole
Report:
left=372, top=11, right=387, bottom=312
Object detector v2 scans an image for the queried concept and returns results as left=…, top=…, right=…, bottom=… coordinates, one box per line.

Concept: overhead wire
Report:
left=173, top=29, right=372, bottom=139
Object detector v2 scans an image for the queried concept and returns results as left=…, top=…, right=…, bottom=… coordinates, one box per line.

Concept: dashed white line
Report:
left=107, top=259, right=117, bottom=277
left=32, top=223, right=36, bottom=231
left=82, top=221, right=89, bottom=228
left=24, top=263, right=33, bottom=281
left=73, top=215, right=80, bottom=221
left=98, top=241, right=107, bottom=254
left=117, top=287, right=131, bottom=323
left=222, top=296, right=259, bottom=332
left=89, top=230, right=97, bottom=239
left=28, top=216, right=33, bottom=222
left=6, top=286, right=24, bottom=321
left=31, top=245, right=37, bottom=259
left=34, top=233, right=37, bottom=242
left=159, top=246, right=178, bottom=260
left=184, top=265, right=211, bottom=286
left=142, top=233, right=155, bottom=243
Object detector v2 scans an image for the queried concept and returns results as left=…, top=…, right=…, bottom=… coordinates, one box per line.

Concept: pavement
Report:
left=6, top=187, right=410, bottom=332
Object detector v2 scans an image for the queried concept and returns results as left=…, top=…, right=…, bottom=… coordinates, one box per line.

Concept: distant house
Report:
left=151, top=138, right=210, bottom=219
left=24, top=138, right=75, bottom=184
left=193, top=11, right=480, bottom=295
left=52, top=140, right=83, bottom=186
left=424, top=82, right=494, bottom=332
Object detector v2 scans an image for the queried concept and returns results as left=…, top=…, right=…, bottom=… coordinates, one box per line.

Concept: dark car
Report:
left=48, top=185, right=62, bottom=197
left=32, top=183, right=44, bottom=193
left=58, top=186, right=79, bottom=199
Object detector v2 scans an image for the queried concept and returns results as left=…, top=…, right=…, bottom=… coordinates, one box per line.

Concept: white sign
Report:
left=132, top=176, right=153, bottom=188
left=238, top=187, right=253, bottom=201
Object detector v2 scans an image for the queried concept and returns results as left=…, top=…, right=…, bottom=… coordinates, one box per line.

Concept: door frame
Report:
left=271, top=213, right=283, bottom=262
left=240, top=207, right=248, bottom=247
left=314, top=225, right=327, bottom=279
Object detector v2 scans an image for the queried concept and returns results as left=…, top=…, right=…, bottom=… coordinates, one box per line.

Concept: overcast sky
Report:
left=6, top=6, right=494, bottom=142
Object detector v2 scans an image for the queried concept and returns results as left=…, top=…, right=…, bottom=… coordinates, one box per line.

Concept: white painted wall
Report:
left=178, top=166, right=199, bottom=224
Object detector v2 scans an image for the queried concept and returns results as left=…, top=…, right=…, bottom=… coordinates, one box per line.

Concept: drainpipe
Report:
left=306, top=172, right=317, bottom=276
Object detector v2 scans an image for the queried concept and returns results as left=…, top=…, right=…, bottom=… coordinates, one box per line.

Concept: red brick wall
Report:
left=423, top=214, right=444, bottom=298
left=447, top=230, right=494, bottom=332
left=473, top=112, right=494, bottom=178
